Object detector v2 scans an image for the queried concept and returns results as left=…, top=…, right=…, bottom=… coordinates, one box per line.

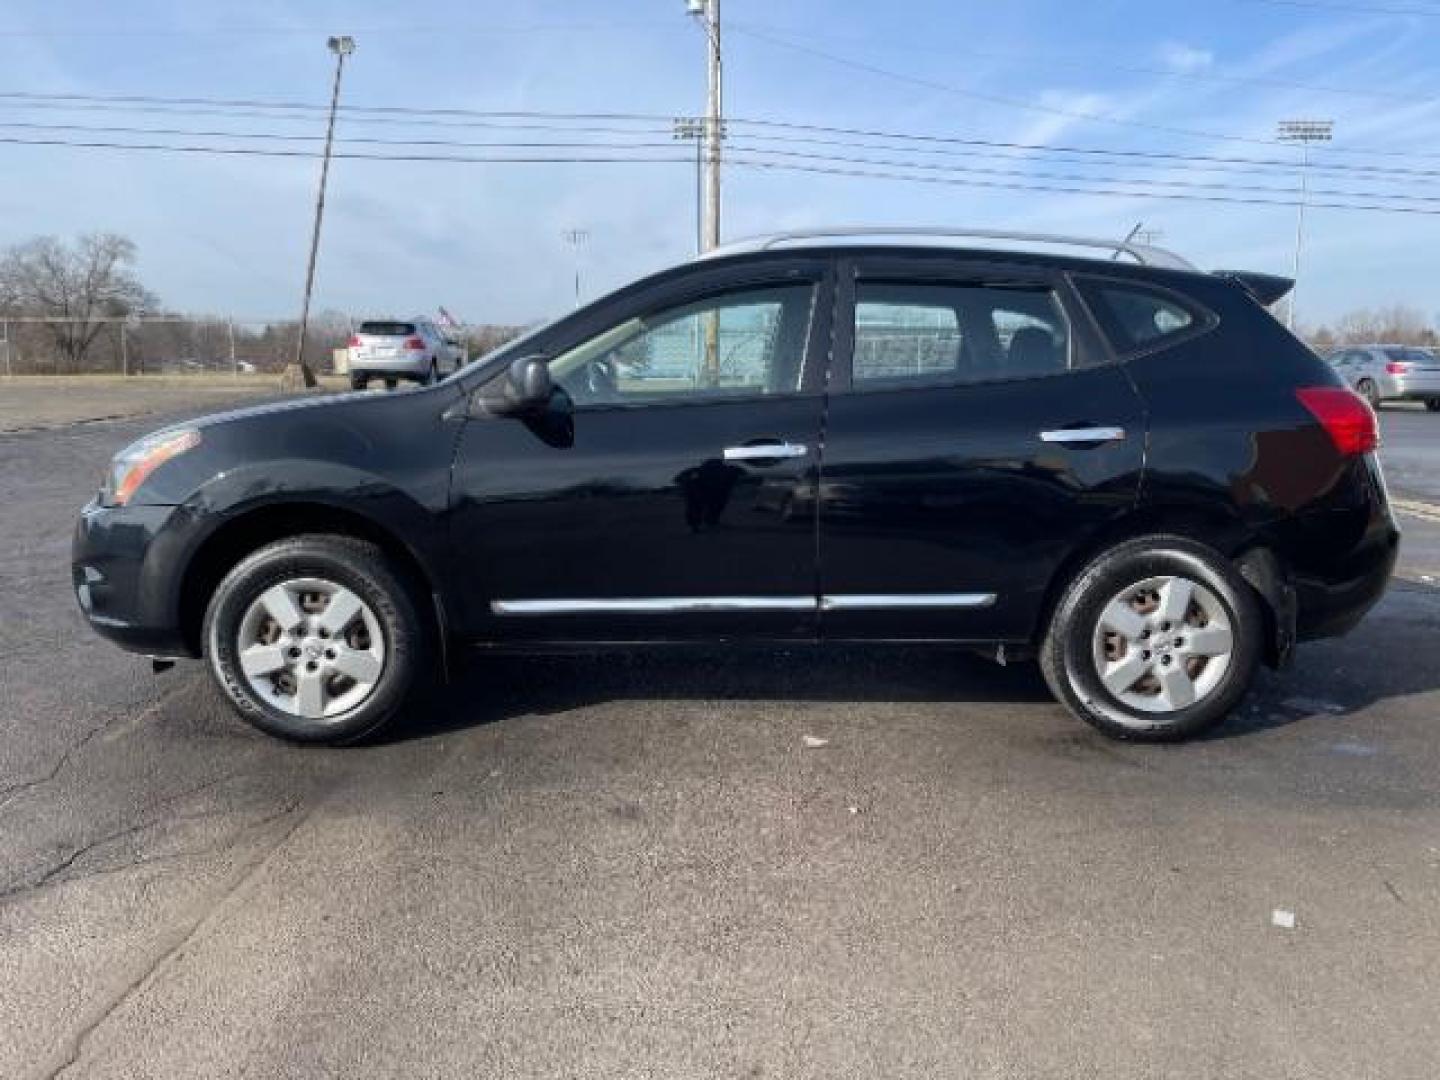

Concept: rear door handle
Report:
left=1039, top=426, right=1127, bottom=444
left=723, top=442, right=808, bottom=462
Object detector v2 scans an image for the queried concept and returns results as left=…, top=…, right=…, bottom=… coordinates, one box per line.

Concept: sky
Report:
left=3, top=0, right=1440, bottom=329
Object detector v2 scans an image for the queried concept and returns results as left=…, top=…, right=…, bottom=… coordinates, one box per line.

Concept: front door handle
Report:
left=1039, top=426, right=1127, bottom=445
left=723, top=442, right=808, bottom=462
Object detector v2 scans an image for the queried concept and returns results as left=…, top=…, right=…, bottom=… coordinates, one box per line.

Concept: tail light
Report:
left=1385, top=361, right=1410, bottom=375
left=347, top=334, right=361, bottom=348
left=1296, top=386, right=1379, bottom=456
left=404, top=336, right=426, bottom=350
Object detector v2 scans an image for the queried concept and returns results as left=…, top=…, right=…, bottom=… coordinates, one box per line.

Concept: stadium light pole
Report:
left=289, top=34, right=355, bottom=389
left=1277, top=119, right=1333, bottom=332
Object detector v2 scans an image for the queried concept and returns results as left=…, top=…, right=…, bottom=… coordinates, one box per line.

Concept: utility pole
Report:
left=288, top=34, right=355, bottom=390
left=672, top=116, right=705, bottom=254
left=686, top=0, right=723, bottom=253
left=562, top=228, right=589, bottom=308
left=1277, top=119, right=1333, bottom=331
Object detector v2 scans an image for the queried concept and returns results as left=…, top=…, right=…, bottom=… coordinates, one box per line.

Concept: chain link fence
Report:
left=0, top=317, right=355, bottom=376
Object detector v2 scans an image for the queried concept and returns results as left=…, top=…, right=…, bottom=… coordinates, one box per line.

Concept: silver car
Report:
left=347, top=319, right=461, bottom=390
left=1328, top=344, right=1440, bottom=411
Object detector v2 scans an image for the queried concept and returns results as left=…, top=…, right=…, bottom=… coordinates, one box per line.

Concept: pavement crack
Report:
left=38, top=793, right=318, bottom=1080
left=0, top=689, right=185, bottom=814
left=0, top=777, right=270, bottom=901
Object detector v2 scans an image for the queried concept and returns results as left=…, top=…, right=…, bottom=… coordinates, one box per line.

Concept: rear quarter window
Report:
left=1074, top=278, right=1207, bottom=356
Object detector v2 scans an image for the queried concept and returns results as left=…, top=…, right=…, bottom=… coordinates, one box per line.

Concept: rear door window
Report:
left=851, top=281, right=1070, bottom=388
left=1075, top=279, right=1204, bottom=355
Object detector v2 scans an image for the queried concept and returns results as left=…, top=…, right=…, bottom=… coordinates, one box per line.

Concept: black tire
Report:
left=350, top=374, right=369, bottom=391
left=384, top=377, right=397, bottom=391
left=1426, top=399, right=1440, bottom=413
left=203, top=534, right=427, bottom=744
left=1040, top=535, right=1263, bottom=742
left=1357, top=379, right=1381, bottom=409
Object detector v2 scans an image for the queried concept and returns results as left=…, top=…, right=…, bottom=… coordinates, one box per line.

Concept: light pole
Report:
left=562, top=228, right=589, bottom=308
left=289, top=34, right=355, bottom=389
left=685, top=0, right=723, bottom=254
left=1277, top=119, right=1333, bottom=331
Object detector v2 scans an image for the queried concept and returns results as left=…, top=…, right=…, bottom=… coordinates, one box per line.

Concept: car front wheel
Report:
left=1426, top=399, right=1440, bottom=413
left=203, top=535, right=426, bottom=743
left=1040, top=535, right=1263, bottom=742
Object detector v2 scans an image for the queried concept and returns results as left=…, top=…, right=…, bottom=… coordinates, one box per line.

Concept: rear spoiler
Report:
left=1212, top=270, right=1294, bottom=306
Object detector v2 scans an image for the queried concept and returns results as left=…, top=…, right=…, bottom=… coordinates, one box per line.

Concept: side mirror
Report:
left=494, top=354, right=553, bottom=416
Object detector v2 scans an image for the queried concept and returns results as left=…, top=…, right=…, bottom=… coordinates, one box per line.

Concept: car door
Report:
left=817, top=255, right=1146, bottom=643
left=448, top=257, right=834, bottom=642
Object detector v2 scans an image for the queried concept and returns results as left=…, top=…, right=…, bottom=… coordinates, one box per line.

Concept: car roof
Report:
left=694, top=242, right=1215, bottom=289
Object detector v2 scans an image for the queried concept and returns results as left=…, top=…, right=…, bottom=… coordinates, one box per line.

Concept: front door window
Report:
left=549, top=284, right=817, bottom=408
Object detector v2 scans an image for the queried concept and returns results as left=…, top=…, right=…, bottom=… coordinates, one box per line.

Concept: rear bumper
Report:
left=72, top=499, right=194, bottom=657
left=1294, top=535, right=1397, bottom=641
left=1386, top=373, right=1440, bottom=400
left=349, top=353, right=430, bottom=376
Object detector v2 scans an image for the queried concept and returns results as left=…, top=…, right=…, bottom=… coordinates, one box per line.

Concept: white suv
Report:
left=347, top=319, right=463, bottom=389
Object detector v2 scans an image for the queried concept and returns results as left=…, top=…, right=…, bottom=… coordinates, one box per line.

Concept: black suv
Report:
left=73, top=230, right=1397, bottom=744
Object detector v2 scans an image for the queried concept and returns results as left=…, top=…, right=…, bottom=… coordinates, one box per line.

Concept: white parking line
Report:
left=1392, top=498, right=1440, bottom=525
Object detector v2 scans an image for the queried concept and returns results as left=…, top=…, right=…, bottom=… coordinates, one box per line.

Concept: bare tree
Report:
left=0, top=233, right=157, bottom=372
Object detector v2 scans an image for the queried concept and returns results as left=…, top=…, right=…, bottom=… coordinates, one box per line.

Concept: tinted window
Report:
left=359, top=321, right=416, bottom=336
left=852, top=282, right=1070, bottom=387
left=1077, top=281, right=1198, bottom=353
left=1384, top=347, right=1434, bottom=364
left=550, top=283, right=815, bottom=407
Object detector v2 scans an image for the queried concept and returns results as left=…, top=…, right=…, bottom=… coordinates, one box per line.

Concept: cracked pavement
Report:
left=1, top=402, right=1438, bottom=1078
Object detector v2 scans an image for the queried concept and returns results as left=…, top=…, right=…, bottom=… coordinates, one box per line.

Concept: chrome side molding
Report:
left=491, top=596, right=814, bottom=615
left=492, top=593, right=998, bottom=615
left=722, top=443, right=808, bottom=461
left=820, top=593, right=997, bottom=611
left=1039, top=427, right=1127, bottom=444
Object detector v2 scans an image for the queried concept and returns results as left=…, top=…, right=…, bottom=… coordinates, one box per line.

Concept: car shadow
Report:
left=379, top=644, right=1057, bottom=746
left=376, top=644, right=1335, bottom=748
left=370, top=580, right=1440, bottom=749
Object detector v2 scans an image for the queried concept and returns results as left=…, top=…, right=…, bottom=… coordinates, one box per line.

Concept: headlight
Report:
left=103, top=428, right=201, bottom=507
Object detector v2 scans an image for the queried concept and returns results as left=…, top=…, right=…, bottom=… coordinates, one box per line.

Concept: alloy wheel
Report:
left=1090, top=574, right=1234, bottom=714
left=235, top=577, right=386, bottom=720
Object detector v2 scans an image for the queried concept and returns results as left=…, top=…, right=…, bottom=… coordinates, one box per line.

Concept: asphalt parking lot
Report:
left=2, top=401, right=1438, bottom=1079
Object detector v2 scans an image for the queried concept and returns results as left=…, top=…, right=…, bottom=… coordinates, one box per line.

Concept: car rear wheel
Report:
left=203, top=535, right=426, bottom=744
left=350, top=374, right=369, bottom=391
left=1357, top=379, right=1381, bottom=409
left=1040, top=535, right=1263, bottom=742
left=1426, top=399, right=1440, bottom=413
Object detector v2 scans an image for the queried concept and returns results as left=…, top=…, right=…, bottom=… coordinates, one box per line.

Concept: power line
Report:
left=0, top=135, right=698, bottom=164
left=729, top=146, right=1440, bottom=205
left=0, top=20, right=674, bottom=38
left=731, top=18, right=1439, bottom=105
left=728, top=23, right=1290, bottom=148
left=727, top=155, right=1440, bottom=216
left=12, top=116, right=1440, bottom=185
left=6, top=86, right=1440, bottom=161
left=6, top=131, right=1440, bottom=216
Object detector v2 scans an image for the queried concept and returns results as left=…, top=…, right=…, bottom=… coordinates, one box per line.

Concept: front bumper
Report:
left=72, top=499, right=194, bottom=657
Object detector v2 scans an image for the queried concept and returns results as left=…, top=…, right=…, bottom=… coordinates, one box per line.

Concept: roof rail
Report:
left=701, top=226, right=1198, bottom=272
